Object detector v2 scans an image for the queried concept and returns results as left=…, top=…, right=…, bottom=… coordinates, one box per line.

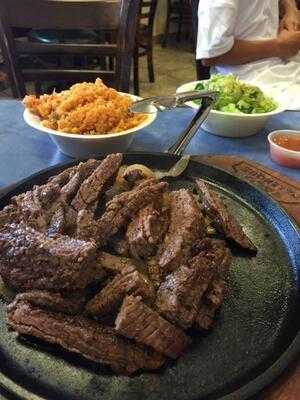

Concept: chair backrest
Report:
left=189, top=0, right=210, bottom=80
left=139, top=0, right=158, bottom=36
left=0, top=0, right=141, bottom=98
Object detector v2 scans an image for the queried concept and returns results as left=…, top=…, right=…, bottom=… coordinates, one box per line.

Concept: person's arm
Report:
left=279, top=0, right=300, bottom=31
left=280, top=0, right=298, bottom=14
left=202, top=29, right=300, bottom=66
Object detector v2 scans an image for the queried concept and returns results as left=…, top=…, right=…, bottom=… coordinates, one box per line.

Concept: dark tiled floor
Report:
left=0, top=40, right=197, bottom=98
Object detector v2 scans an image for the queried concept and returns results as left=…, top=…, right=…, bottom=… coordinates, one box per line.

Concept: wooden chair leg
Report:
left=177, top=13, right=183, bottom=42
left=162, top=5, right=171, bottom=48
left=133, top=50, right=140, bottom=96
left=147, top=46, right=155, bottom=83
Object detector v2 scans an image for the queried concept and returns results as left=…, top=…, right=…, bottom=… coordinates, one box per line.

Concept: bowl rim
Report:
left=268, top=130, right=300, bottom=155
left=176, top=80, right=286, bottom=116
left=23, top=92, right=157, bottom=140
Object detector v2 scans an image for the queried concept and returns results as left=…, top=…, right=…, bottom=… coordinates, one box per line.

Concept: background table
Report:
left=0, top=99, right=299, bottom=400
left=0, top=100, right=299, bottom=189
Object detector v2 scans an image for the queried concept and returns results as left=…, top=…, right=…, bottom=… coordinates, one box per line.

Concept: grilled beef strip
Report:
left=195, top=303, right=216, bottom=330
left=147, top=259, right=163, bottom=289
left=77, top=180, right=168, bottom=246
left=59, top=168, right=86, bottom=205
left=191, top=238, right=232, bottom=277
left=192, top=239, right=231, bottom=330
left=63, top=156, right=120, bottom=231
left=157, top=189, right=205, bottom=273
left=10, top=183, right=60, bottom=231
left=48, top=159, right=100, bottom=188
left=86, top=270, right=155, bottom=316
left=7, top=299, right=165, bottom=375
left=76, top=209, right=99, bottom=242
left=11, top=291, right=85, bottom=315
left=5, top=160, right=100, bottom=235
left=57, top=159, right=100, bottom=208
left=126, top=203, right=169, bottom=260
left=0, top=204, right=21, bottom=227
left=0, top=223, right=97, bottom=292
left=156, top=239, right=232, bottom=329
left=47, top=165, right=78, bottom=187
left=96, top=252, right=137, bottom=275
left=198, top=280, right=231, bottom=329
left=196, top=179, right=257, bottom=253
left=115, top=295, right=190, bottom=359
left=156, top=264, right=214, bottom=330
left=47, top=204, right=66, bottom=236
left=195, top=279, right=227, bottom=330
left=71, top=153, right=122, bottom=213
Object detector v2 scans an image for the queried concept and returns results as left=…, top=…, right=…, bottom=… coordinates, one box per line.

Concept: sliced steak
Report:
left=86, top=270, right=155, bottom=316
left=7, top=299, right=165, bottom=375
left=96, top=252, right=137, bottom=275
left=82, top=180, right=168, bottom=247
left=76, top=209, right=99, bottom=242
left=11, top=291, right=85, bottom=315
left=10, top=185, right=56, bottom=231
left=158, top=189, right=205, bottom=273
left=48, top=165, right=78, bottom=187
left=6, top=162, right=99, bottom=235
left=156, top=239, right=231, bottom=329
left=191, top=238, right=232, bottom=277
left=35, top=182, right=62, bottom=210
left=126, top=203, right=169, bottom=260
left=0, top=205, right=20, bottom=227
left=205, top=279, right=227, bottom=309
left=156, top=260, right=215, bottom=329
left=0, top=223, right=97, bottom=292
left=48, top=159, right=100, bottom=188
left=60, top=169, right=85, bottom=205
left=196, top=179, right=257, bottom=252
left=47, top=204, right=66, bottom=236
left=195, top=278, right=227, bottom=330
left=147, top=259, right=163, bottom=289
left=115, top=295, right=190, bottom=359
left=71, top=153, right=122, bottom=213
left=58, top=159, right=100, bottom=206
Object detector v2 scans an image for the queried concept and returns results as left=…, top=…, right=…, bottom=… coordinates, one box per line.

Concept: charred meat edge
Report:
left=7, top=299, right=165, bottom=375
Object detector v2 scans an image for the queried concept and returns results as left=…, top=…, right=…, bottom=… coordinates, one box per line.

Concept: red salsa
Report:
left=273, top=133, right=300, bottom=151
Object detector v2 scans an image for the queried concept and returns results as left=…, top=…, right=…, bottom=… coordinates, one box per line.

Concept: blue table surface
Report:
left=0, top=99, right=299, bottom=189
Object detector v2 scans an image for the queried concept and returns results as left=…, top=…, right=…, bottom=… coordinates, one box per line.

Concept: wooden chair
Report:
left=162, top=0, right=193, bottom=48
left=0, top=0, right=141, bottom=98
left=189, top=0, right=210, bottom=80
left=133, top=0, right=158, bottom=96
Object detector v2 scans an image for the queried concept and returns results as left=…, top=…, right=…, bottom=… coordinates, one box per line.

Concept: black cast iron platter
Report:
left=0, top=153, right=299, bottom=400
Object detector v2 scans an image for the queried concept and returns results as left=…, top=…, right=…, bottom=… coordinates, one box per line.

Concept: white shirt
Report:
left=196, top=0, right=300, bottom=110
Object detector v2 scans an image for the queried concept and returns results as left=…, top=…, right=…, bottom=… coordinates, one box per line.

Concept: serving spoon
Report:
left=130, top=90, right=218, bottom=157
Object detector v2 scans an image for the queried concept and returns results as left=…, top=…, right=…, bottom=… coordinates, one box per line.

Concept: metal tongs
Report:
left=130, top=90, right=218, bottom=155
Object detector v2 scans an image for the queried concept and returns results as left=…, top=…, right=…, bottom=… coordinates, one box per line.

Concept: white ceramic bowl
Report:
left=23, top=94, right=156, bottom=158
left=177, top=80, right=285, bottom=138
